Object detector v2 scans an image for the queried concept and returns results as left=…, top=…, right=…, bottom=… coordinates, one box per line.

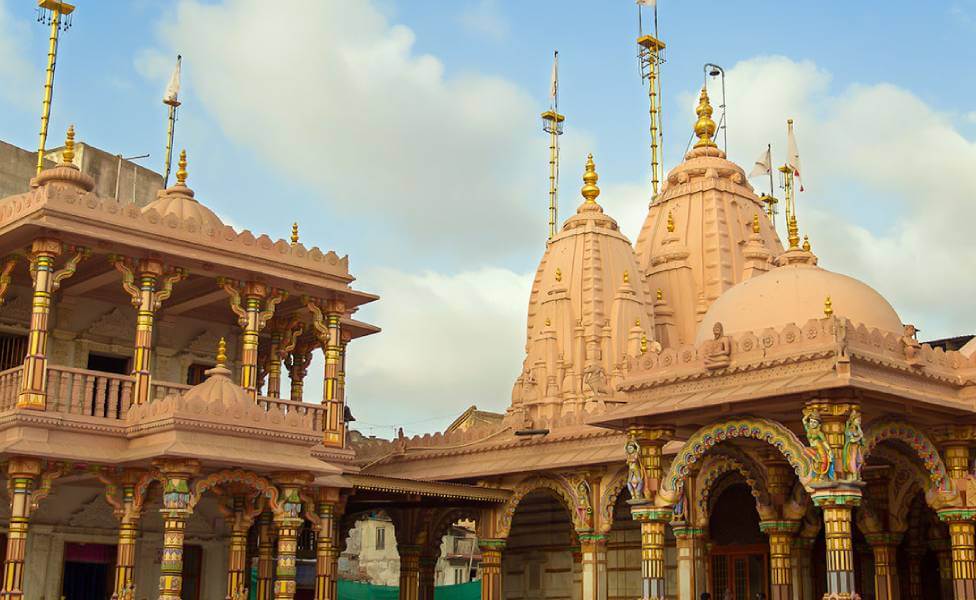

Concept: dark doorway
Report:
left=709, top=481, right=769, bottom=600
left=182, top=544, right=203, bottom=600
left=87, top=353, right=129, bottom=375
left=61, top=542, right=115, bottom=600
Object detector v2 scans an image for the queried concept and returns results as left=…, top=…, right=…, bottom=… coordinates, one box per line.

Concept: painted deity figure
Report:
left=626, top=439, right=649, bottom=502
left=575, top=479, right=594, bottom=529
left=841, top=409, right=864, bottom=480
left=703, top=322, right=732, bottom=370
left=802, top=409, right=835, bottom=480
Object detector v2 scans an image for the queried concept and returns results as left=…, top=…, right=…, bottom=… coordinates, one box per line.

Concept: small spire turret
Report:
left=291, top=222, right=300, bottom=246
left=62, top=124, right=75, bottom=164
left=176, top=149, right=188, bottom=186
left=216, top=337, right=227, bottom=368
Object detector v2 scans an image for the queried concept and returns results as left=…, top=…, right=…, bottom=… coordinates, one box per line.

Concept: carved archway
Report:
left=189, top=468, right=277, bottom=510
left=660, top=417, right=814, bottom=505
left=598, top=465, right=629, bottom=535
left=693, top=451, right=771, bottom=528
left=497, top=474, right=585, bottom=539
left=863, top=420, right=950, bottom=493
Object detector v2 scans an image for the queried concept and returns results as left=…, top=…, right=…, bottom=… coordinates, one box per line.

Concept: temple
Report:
left=1, top=18, right=975, bottom=600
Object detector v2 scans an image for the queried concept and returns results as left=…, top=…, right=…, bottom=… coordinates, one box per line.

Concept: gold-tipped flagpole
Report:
left=637, top=2, right=666, bottom=199
left=35, top=0, right=75, bottom=175
left=162, top=55, right=182, bottom=188
left=541, top=50, right=565, bottom=242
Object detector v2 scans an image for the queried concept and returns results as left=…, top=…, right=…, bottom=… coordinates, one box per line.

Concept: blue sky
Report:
left=1, top=1, right=974, bottom=435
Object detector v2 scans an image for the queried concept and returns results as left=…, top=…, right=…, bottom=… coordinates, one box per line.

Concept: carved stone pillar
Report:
left=671, top=522, right=707, bottom=600
left=579, top=534, right=608, bottom=600
left=626, top=425, right=673, bottom=600
left=478, top=539, right=505, bottom=600
left=273, top=474, right=311, bottom=600
left=938, top=511, right=976, bottom=600
left=155, top=459, right=199, bottom=600
left=220, top=279, right=285, bottom=400
left=226, top=494, right=260, bottom=599
left=865, top=533, right=901, bottom=600
left=285, top=344, right=313, bottom=402
left=812, top=487, right=862, bottom=600
left=256, top=510, right=276, bottom=600
left=418, top=549, right=436, bottom=600
left=931, top=539, right=954, bottom=600
left=112, top=257, right=184, bottom=406
left=266, top=319, right=301, bottom=399
left=18, top=239, right=86, bottom=409
left=760, top=520, right=799, bottom=600
left=905, top=544, right=925, bottom=600
left=308, top=299, right=347, bottom=447
left=105, top=471, right=148, bottom=596
left=314, top=489, right=340, bottom=600
left=398, top=544, right=421, bottom=600
left=0, top=458, right=41, bottom=599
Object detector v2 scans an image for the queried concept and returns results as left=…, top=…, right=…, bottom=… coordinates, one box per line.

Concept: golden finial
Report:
left=635, top=318, right=641, bottom=327
left=555, top=267, right=562, bottom=282
left=656, top=288, right=663, bottom=301
left=693, top=87, right=718, bottom=149
left=802, top=235, right=811, bottom=252
left=216, top=337, right=227, bottom=367
left=824, top=296, right=833, bottom=317
left=545, top=317, right=552, bottom=327
left=581, top=153, right=600, bottom=203
left=752, top=214, right=761, bottom=234
left=623, top=270, right=630, bottom=284
left=640, top=333, right=648, bottom=354
left=291, top=222, right=300, bottom=245
left=787, top=214, right=800, bottom=249
left=666, top=210, right=675, bottom=233
left=176, top=149, right=188, bottom=185
left=62, top=125, right=75, bottom=164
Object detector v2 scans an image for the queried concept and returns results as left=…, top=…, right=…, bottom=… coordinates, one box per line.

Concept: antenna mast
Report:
left=541, top=50, right=565, bottom=242
left=637, top=4, right=666, bottom=200
left=34, top=0, right=76, bottom=175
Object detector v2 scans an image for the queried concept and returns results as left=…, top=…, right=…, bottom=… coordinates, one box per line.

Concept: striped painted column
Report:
left=0, top=458, right=41, bottom=599
left=812, top=488, right=862, bottom=599
left=314, top=491, right=339, bottom=600
left=256, top=511, right=276, bottom=600
left=478, top=539, right=505, bottom=600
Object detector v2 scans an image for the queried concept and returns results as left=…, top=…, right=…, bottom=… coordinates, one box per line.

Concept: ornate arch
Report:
left=693, top=450, right=770, bottom=528
left=497, top=474, right=585, bottom=539
left=188, top=469, right=277, bottom=510
left=426, top=507, right=480, bottom=556
left=863, top=420, right=950, bottom=493
left=660, top=417, right=813, bottom=505
left=597, top=465, right=629, bottom=535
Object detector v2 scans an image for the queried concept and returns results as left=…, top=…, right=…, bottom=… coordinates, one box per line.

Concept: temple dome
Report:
left=696, top=259, right=903, bottom=344
left=142, top=150, right=224, bottom=231
left=181, top=363, right=248, bottom=409
left=512, top=155, right=655, bottom=422
left=634, top=88, right=784, bottom=348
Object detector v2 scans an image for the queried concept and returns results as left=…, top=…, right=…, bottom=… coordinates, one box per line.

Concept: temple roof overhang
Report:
left=588, top=317, right=976, bottom=433
left=317, top=473, right=512, bottom=503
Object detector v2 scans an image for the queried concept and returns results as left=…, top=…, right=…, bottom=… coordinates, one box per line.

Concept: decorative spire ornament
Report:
left=216, top=337, right=227, bottom=368
left=824, top=296, right=833, bottom=317
left=666, top=210, right=675, bottom=233
left=752, top=214, right=761, bottom=234
left=62, top=125, right=75, bottom=164
left=581, top=153, right=600, bottom=203
left=693, top=87, right=718, bottom=149
left=175, top=150, right=188, bottom=186
left=291, top=222, right=300, bottom=246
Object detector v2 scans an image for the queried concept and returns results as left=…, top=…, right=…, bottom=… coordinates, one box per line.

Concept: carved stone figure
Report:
left=901, top=324, right=922, bottom=365
left=842, top=409, right=864, bottom=480
left=582, top=363, right=610, bottom=398
left=802, top=409, right=835, bottom=480
left=703, top=322, right=732, bottom=370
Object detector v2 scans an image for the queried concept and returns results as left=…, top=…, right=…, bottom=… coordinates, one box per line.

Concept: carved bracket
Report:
left=0, top=255, right=18, bottom=305
left=50, top=245, right=90, bottom=292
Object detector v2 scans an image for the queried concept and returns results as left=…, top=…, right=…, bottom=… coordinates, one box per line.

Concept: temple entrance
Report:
left=708, top=481, right=768, bottom=600
left=60, top=542, right=115, bottom=600
left=502, top=489, right=576, bottom=600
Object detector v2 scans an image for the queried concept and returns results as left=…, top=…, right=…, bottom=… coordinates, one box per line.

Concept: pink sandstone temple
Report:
left=0, top=21, right=974, bottom=600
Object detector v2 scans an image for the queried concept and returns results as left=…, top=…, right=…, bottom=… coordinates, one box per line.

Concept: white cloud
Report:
left=458, top=0, right=509, bottom=41
left=342, top=266, right=532, bottom=436
left=714, top=56, right=976, bottom=338
left=0, top=0, right=35, bottom=110
left=140, top=0, right=541, bottom=264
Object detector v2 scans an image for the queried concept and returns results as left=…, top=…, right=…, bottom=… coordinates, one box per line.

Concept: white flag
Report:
left=163, top=55, right=182, bottom=105
left=550, top=51, right=558, bottom=102
left=748, top=146, right=771, bottom=179
left=636, top=0, right=656, bottom=6
left=787, top=119, right=804, bottom=191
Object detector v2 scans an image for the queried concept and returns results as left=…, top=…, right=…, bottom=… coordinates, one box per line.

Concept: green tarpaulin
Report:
left=337, top=580, right=480, bottom=600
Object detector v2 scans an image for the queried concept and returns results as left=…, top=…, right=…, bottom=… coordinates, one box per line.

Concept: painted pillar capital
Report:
left=154, top=462, right=197, bottom=600
left=478, top=539, right=504, bottom=600
left=220, top=278, right=286, bottom=399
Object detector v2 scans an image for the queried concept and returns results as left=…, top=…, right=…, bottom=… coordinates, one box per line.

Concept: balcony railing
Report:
left=0, top=364, right=327, bottom=434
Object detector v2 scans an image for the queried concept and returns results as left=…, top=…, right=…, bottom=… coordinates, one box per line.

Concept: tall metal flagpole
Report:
left=163, top=55, right=182, bottom=188
left=637, top=4, right=666, bottom=200
left=35, top=0, right=76, bottom=175
left=541, top=51, right=565, bottom=242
